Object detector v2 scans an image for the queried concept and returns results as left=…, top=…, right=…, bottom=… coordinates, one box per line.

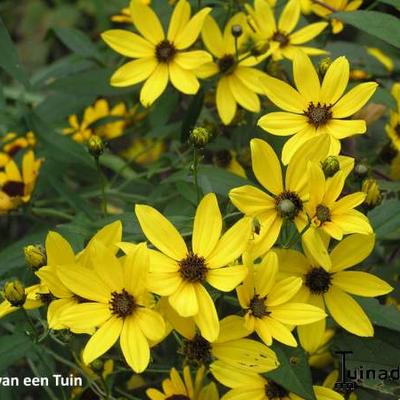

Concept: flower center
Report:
left=304, top=102, right=332, bottom=127
left=218, top=54, right=236, bottom=74
left=272, top=30, right=289, bottom=48
left=265, top=380, right=289, bottom=399
left=155, top=40, right=176, bottom=63
left=179, top=253, right=208, bottom=283
left=275, top=190, right=303, bottom=220
left=183, top=333, right=212, bottom=365
left=109, top=289, right=136, bottom=318
left=304, top=267, right=332, bottom=294
left=249, top=295, right=269, bottom=318
left=165, top=396, right=190, bottom=400
left=2, top=181, right=25, bottom=197
left=395, top=124, right=400, bottom=137
left=214, top=150, right=232, bottom=168
left=7, top=144, right=23, bottom=157
left=37, top=292, right=54, bottom=305
left=315, top=204, right=331, bottom=224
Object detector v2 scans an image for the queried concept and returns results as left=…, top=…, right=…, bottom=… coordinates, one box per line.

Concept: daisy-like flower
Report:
left=302, top=162, right=372, bottom=268
left=63, top=99, right=127, bottom=143
left=312, top=0, right=363, bottom=34
left=236, top=252, right=326, bottom=347
left=146, top=365, right=219, bottom=400
left=276, top=234, right=393, bottom=337
left=57, top=241, right=165, bottom=373
left=386, top=83, right=400, bottom=151
left=135, top=193, right=252, bottom=342
left=245, top=0, right=328, bottom=61
left=197, top=13, right=268, bottom=125
left=0, top=151, right=43, bottom=214
left=0, top=131, right=35, bottom=167
left=229, top=137, right=330, bottom=257
left=102, top=0, right=212, bottom=107
left=211, top=363, right=344, bottom=400
left=323, top=370, right=357, bottom=400
left=258, top=52, right=378, bottom=164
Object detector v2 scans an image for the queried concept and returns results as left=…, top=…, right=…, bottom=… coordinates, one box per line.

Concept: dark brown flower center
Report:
left=249, top=295, right=269, bottom=318
left=265, top=380, right=289, bottom=399
left=315, top=204, right=331, bottom=223
left=214, top=150, right=232, bottom=168
left=275, top=190, right=303, bottom=220
left=155, top=40, right=176, bottom=63
left=183, top=333, right=212, bottom=365
left=166, top=396, right=190, bottom=400
left=2, top=181, right=25, bottom=197
left=272, top=30, right=289, bottom=47
left=109, top=289, right=136, bottom=318
left=304, top=102, right=332, bottom=127
left=37, top=292, right=54, bottom=305
left=7, top=144, right=23, bottom=157
left=304, top=267, right=332, bottom=294
left=179, top=253, right=208, bottom=283
left=218, top=54, right=236, bottom=74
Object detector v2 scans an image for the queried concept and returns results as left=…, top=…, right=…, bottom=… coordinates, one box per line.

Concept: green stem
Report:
left=27, top=359, right=59, bottom=400
left=95, top=157, right=108, bottom=216
left=193, top=148, right=201, bottom=204
left=21, top=308, right=39, bottom=341
left=30, top=207, right=74, bottom=221
left=234, top=37, right=239, bottom=60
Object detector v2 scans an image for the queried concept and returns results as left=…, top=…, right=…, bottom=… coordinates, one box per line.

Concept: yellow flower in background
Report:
left=367, top=47, right=394, bottom=72
left=57, top=242, right=165, bottom=373
left=120, top=136, right=165, bottom=166
left=147, top=365, right=219, bottom=400
left=209, top=149, right=246, bottom=178
left=211, top=364, right=344, bottom=400
left=323, top=370, right=357, bottom=400
left=386, top=83, right=400, bottom=151
left=236, top=252, right=326, bottom=347
left=390, top=153, right=400, bottom=180
left=135, top=193, right=252, bottom=341
left=0, top=131, right=36, bottom=167
left=197, top=13, right=268, bottom=124
left=0, top=151, right=43, bottom=214
left=246, top=0, right=328, bottom=60
left=102, top=0, right=211, bottom=107
left=301, top=328, right=335, bottom=368
left=259, top=52, right=378, bottom=164
left=111, top=1, right=178, bottom=23
left=312, top=0, right=363, bottom=34
left=362, top=178, right=381, bottom=207
left=63, top=99, right=127, bottom=143
left=276, top=234, right=393, bottom=337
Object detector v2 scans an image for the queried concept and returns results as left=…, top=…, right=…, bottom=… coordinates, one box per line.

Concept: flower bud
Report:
left=189, top=127, right=211, bottom=148
left=319, top=57, right=332, bottom=76
left=362, top=178, right=381, bottom=207
left=87, top=135, right=105, bottom=158
left=321, top=156, right=340, bottom=178
left=231, top=24, right=243, bottom=38
left=24, top=244, right=47, bottom=271
left=3, top=281, right=26, bottom=307
left=354, top=163, right=368, bottom=179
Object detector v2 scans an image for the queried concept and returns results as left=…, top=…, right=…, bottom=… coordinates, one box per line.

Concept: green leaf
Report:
left=368, top=199, right=400, bottom=240
left=378, top=0, right=400, bottom=8
left=357, top=297, right=400, bottom=332
left=53, top=27, right=99, bottom=59
left=265, top=344, right=316, bottom=400
left=0, top=17, right=29, bottom=86
left=332, top=11, right=400, bottom=48
left=180, top=88, right=205, bottom=143
left=0, top=333, right=33, bottom=373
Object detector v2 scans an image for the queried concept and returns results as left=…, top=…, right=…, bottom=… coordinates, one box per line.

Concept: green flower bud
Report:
left=319, top=57, right=332, bottom=76
left=24, top=244, right=47, bottom=271
left=3, top=281, right=26, bottom=307
left=231, top=24, right=243, bottom=38
left=321, top=156, right=340, bottom=178
left=87, top=135, right=105, bottom=158
left=189, top=127, right=211, bottom=148
left=362, top=178, right=381, bottom=207
left=354, top=163, right=368, bottom=179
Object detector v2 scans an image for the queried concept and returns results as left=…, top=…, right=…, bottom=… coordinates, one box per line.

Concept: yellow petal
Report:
left=130, top=0, right=164, bottom=44
left=123, top=242, right=149, bottom=297
left=252, top=213, right=282, bottom=259
left=320, top=56, right=349, bottom=105
left=90, top=220, right=122, bottom=251
left=324, top=286, right=373, bottom=336
left=228, top=74, right=260, bottom=112
left=140, top=63, right=169, bottom=107
left=289, top=22, right=328, bottom=45
left=174, top=50, right=212, bottom=69
left=332, top=192, right=366, bottom=214
left=254, top=318, right=273, bottom=345
left=258, top=112, right=308, bottom=136
left=101, top=29, right=154, bottom=58
left=36, top=266, right=71, bottom=298
left=45, top=231, right=75, bottom=265
left=169, top=282, right=198, bottom=317
left=201, top=15, right=225, bottom=58
left=255, top=252, right=279, bottom=296
left=293, top=51, right=320, bottom=103
left=302, top=228, right=332, bottom=271
left=120, top=316, right=150, bottom=372
left=169, top=61, right=200, bottom=94
left=135, top=204, right=188, bottom=260
left=263, top=316, right=298, bottom=346
left=281, top=125, right=316, bottom=165
left=278, top=0, right=300, bottom=34
left=234, top=67, right=268, bottom=95
left=330, top=233, right=375, bottom=272
left=215, top=315, right=252, bottom=343
left=266, top=277, right=303, bottom=306
left=229, top=185, right=275, bottom=217
left=323, top=170, right=345, bottom=204
left=193, top=284, right=219, bottom=341
left=314, top=386, right=345, bottom=400
left=251, top=138, right=283, bottom=195
left=331, top=82, right=378, bottom=118
left=216, top=76, right=237, bottom=125
left=83, top=317, right=123, bottom=365
left=274, top=248, right=310, bottom=276
left=206, top=217, right=252, bottom=269
left=167, top=0, right=191, bottom=42
left=331, top=210, right=373, bottom=236
left=135, top=308, right=166, bottom=341
left=269, top=302, right=326, bottom=325
left=308, top=161, right=326, bottom=206
left=207, top=265, right=248, bottom=292
left=325, top=119, right=366, bottom=139
left=111, top=57, right=157, bottom=87
left=147, top=272, right=182, bottom=296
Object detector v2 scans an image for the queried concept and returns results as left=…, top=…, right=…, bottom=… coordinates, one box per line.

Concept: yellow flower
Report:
left=0, top=131, right=35, bottom=167
left=0, top=150, right=43, bottom=214
left=303, top=162, right=372, bottom=268
left=258, top=52, right=378, bottom=164
left=102, top=0, right=212, bottom=107
left=63, top=99, right=127, bottom=143
left=302, top=328, right=335, bottom=368
left=312, top=0, right=363, bottom=34
left=211, top=150, right=246, bottom=178
left=385, top=83, right=400, bottom=151
left=57, top=241, right=165, bottom=373
left=146, top=365, right=219, bottom=400
left=246, top=0, right=328, bottom=60
left=323, top=370, right=357, bottom=400
left=120, top=137, right=165, bottom=166
left=236, top=252, right=326, bottom=347
left=276, top=234, right=393, bottom=337
left=36, top=221, right=123, bottom=333
left=210, top=364, right=344, bottom=400
left=196, top=13, right=268, bottom=124
left=135, top=193, right=252, bottom=342
left=362, top=178, right=381, bottom=207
